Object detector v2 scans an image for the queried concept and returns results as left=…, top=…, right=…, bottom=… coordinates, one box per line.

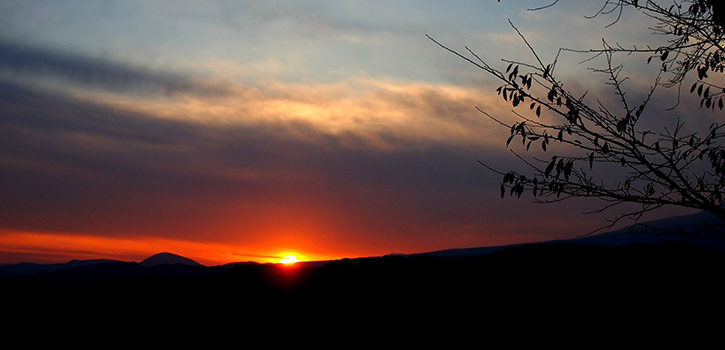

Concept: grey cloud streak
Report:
left=0, top=40, right=230, bottom=97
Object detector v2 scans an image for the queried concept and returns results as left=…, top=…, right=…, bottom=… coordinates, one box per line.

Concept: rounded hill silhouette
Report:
left=139, top=252, right=203, bottom=268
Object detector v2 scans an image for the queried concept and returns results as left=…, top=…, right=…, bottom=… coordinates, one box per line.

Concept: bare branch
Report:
left=434, top=0, right=725, bottom=236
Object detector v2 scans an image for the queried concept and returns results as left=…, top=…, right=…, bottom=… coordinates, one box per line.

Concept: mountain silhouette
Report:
left=139, top=252, right=203, bottom=268
left=413, top=208, right=725, bottom=258
left=0, top=259, right=121, bottom=277
left=2, top=209, right=723, bottom=278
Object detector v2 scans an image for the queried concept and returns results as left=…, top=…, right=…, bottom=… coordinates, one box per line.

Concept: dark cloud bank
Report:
left=0, top=79, right=585, bottom=244
left=0, top=40, right=229, bottom=97
left=0, top=43, right=620, bottom=256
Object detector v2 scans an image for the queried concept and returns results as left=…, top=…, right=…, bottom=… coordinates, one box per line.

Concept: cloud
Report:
left=0, top=40, right=230, bottom=97
left=5, top=28, right=663, bottom=262
left=0, top=77, right=603, bottom=263
left=96, top=76, right=511, bottom=154
left=0, top=40, right=508, bottom=152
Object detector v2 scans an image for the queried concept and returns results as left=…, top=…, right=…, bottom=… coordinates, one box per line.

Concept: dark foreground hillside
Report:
left=3, top=242, right=724, bottom=337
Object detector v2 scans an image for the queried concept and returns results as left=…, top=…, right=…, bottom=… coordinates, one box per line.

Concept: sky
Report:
left=0, top=0, right=707, bottom=266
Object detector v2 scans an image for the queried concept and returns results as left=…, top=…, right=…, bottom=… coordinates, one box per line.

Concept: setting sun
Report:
left=279, top=255, right=300, bottom=264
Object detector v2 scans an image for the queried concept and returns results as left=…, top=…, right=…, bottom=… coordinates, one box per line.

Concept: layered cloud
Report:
left=0, top=48, right=603, bottom=264
left=0, top=40, right=231, bottom=97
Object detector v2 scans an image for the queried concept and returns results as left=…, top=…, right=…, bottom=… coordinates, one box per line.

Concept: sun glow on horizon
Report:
left=278, top=254, right=300, bottom=264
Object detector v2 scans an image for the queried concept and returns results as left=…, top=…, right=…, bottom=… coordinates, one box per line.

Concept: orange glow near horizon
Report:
left=0, top=230, right=344, bottom=266
left=0, top=227, right=514, bottom=266
left=0, top=218, right=531, bottom=267
left=278, top=254, right=300, bottom=264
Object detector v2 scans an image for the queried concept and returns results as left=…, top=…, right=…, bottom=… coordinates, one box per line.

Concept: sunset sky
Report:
left=0, top=1, right=705, bottom=266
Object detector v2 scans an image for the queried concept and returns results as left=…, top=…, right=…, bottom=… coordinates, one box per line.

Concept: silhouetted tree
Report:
left=429, top=1, right=725, bottom=236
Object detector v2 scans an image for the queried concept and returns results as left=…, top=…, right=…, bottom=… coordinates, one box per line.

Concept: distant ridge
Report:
left=414, top=209, right=725, bottom=258
left=568, top=208, right=725, bottom=251
left=139, top=252, right=203, bottom=268
left=2, top=210, right=723, bottom=273
left=0, top=259, right=120, bottom=276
